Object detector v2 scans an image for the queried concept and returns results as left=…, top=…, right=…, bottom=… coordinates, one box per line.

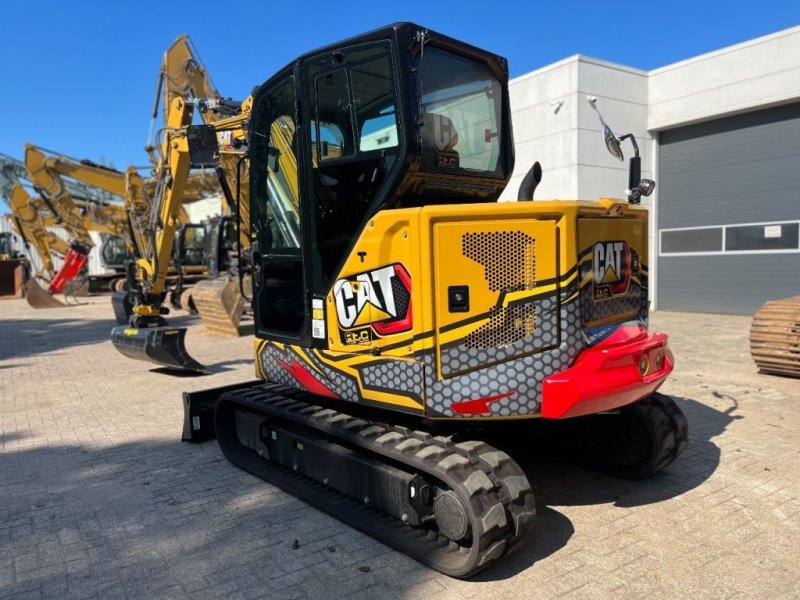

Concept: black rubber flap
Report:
left=110, top=325, right=210, bottom=374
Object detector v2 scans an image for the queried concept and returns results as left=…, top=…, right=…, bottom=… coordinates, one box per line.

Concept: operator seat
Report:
left=421, top=112, right=460, bottom=169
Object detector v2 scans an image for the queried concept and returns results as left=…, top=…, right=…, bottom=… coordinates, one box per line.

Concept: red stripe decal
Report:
left=450, top=391, right=515, bottom=415
left=274, top=356, right=339, bottom=399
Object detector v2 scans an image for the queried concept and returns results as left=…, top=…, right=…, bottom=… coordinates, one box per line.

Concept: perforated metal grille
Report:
left=466, top=303, right=536, bottom=349
left=462, top=231, right=536, bottom=292
left=391, top=276, right=410, bottom=319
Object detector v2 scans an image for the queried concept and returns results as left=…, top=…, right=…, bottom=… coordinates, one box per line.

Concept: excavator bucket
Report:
left=24, top=279, right=68, bottom=309
left=191, top=278, right=246, bottom=336
left=110, top=325, right=211, bottom=374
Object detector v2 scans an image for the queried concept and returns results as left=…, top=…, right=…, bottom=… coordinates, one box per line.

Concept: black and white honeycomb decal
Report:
left=440, top=294, right=560, bottom=377
left=425, top=285, right=583, bottom=418
left=580, top=280, right=646, bottom=325
left=358, top=360, right=425, bottom=404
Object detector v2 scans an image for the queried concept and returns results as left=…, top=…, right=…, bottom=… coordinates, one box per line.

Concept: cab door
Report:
left=249, top=73, right=307, bottom=340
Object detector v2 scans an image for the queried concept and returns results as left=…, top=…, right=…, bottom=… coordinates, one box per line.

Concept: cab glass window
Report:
left=251, top=76, right=301, bottom=252
left=418, top=46, right=502, bottom=175
left=307, top=41, right=401, bottom=288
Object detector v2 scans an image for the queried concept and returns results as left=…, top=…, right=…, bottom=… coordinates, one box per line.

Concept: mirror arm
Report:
left=618, top=133, right=640, bottom=157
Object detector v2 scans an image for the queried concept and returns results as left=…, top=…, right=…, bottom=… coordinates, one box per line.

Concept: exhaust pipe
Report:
left=517, top=162, right=542, bottom=201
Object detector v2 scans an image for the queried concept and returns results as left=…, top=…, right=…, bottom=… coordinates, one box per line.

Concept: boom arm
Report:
left=135, top=97, right=195, bottom=305
left=160, top=35, right=224, bottom=123
left=23, top=144, right=96, bottom=247
left=6, top=183, right=71, bottom=278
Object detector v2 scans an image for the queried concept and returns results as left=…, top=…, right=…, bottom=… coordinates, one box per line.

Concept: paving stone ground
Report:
left=0, top=296, right=798, bottom=599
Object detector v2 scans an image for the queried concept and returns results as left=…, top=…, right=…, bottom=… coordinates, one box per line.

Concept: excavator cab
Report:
left=175, top=224, right=207, bottom=268
left=0, top=232, right=13, bottom=260
left=247, top=23, right=512, bottom=343
left=99, top=235, right=133, bottom=271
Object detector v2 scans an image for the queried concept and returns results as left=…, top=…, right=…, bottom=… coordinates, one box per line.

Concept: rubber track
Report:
left=215, top=383, right=536, bottom=578
left=630, top=392, right=689, bottom=477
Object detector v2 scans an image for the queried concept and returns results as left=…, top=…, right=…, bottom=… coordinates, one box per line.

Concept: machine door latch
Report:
left=448, top=286, right=469, bottom=312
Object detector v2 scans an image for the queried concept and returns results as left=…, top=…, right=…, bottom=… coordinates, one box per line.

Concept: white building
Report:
left=503, top=25, right=800, bottom=314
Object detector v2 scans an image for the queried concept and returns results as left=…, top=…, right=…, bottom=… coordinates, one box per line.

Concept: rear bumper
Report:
left=540, top=326, right=673, bottom=419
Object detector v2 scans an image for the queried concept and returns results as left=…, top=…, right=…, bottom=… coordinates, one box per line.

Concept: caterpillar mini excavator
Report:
left=171, top=23, right=685, bottom=576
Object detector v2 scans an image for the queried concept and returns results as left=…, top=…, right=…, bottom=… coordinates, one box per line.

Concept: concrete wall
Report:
left=503, top=57, right=579, bottom=202
left=503, top=56, right=650, bottom=204
left=648, top=26, right=800, bottom=131
left=184, top=195, right=223, bottom=223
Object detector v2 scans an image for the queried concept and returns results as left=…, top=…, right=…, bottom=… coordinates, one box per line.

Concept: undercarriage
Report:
left=185, top=382, right=687, bottom=577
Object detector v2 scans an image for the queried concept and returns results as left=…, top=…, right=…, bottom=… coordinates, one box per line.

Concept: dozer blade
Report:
left=110, top=325, right=211, bottom=374
left=111, top=291, right=133, bottom=326
left=191, top=278, right=246, bottom=336
left=24, top=279, right=67, bottom=309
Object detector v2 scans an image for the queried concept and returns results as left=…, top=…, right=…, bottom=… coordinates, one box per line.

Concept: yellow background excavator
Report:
left=144, top=34, right=254, bottom=338
left=18, top=145, right=225, bottom=312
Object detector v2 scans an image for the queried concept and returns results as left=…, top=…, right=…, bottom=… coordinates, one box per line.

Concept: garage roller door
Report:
left=657, top=103, right=800, bottom=314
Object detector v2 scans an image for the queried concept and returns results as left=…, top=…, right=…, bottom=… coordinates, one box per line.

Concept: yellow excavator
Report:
left=142, top=34, right=254, bottom=337
left=19, top=145, right=223, bottom=311
left=116, top=23, right=690, bottom=577
left=110, top=90, right=251, bottom=371
left=2, top=152, right=138, bottom=305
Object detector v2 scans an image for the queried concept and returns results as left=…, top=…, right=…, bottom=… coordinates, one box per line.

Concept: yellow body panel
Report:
left=254, top=199, right=650, bottom=418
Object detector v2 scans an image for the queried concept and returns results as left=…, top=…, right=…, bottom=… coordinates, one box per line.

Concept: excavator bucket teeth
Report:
left=111, top=291, right=133, bottom=326
left=191, top=278, right=247, bottom=336
left=25, top=279, right=67, bottom=309
left=110, top=325, right=210, bottom=374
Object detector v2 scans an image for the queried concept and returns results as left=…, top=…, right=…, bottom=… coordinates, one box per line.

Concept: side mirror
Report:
left=588, top=95, right=655, bottom=204
left=604, top=126, right=624, bottom=162
left=587, top=96, right=624, bottom=162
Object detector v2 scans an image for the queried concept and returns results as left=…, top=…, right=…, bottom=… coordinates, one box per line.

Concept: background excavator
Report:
left=22, top=145, right=138, bottom=303
left=19, top=145, right=229, bottom=312
left=103, top=34, right=254, bottom=372
left=144, top=34, right=254, bottom=338
left=112, top=22, right=687, bottom=577
left=2, top=153, right=138, bottom=305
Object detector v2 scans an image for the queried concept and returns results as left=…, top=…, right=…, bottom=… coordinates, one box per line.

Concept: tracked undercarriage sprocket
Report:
left=215, top=384, right=536, bottom=578
left=750, top=296, right=800, bottom=378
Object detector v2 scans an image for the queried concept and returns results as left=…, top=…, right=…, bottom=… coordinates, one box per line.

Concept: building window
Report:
left=660, top=227, right=722, bottom=254
left=725, top=223, right=799, bottom=252
left=659, top=221, right=800, bottom=256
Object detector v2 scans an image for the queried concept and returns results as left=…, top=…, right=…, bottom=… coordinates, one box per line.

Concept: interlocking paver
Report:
left=1, top=296, right=799, bottom=598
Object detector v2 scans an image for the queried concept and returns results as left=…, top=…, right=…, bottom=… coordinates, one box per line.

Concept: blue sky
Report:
left=1, top=0, right=799, bottom=206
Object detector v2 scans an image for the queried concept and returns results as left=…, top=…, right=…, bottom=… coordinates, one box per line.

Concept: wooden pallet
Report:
left=750, top=296, right=800, bottom=378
